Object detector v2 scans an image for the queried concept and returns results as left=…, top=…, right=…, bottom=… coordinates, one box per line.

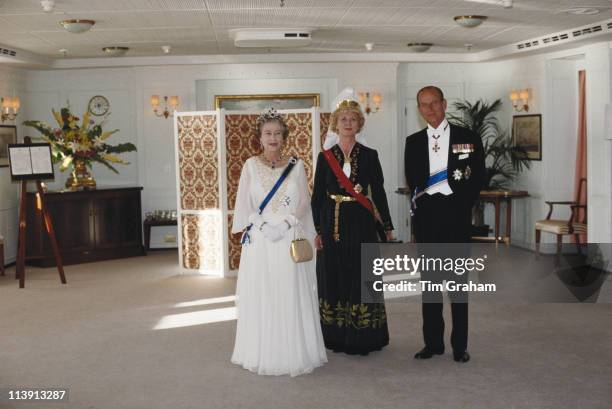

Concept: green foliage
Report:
left=448, top=99, right=530, bottom=189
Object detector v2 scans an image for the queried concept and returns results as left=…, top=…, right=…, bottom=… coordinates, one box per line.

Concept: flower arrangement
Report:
left=23, top=103, right=136, bottom=174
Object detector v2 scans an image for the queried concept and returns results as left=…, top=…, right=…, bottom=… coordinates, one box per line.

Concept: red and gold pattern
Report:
left=320, top=112, right=331, bottom=151
left=177, top=115, right=219, bottom=210
left=181, top=213, right=223, bottom=272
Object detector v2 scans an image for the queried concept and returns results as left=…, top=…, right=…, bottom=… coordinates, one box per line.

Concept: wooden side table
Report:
left=143, top=218, right=177, bottom=252
left=477, top=190, right=529, bottom=244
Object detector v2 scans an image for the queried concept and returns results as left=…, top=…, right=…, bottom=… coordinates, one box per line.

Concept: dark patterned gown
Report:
left=311, top=143, right=394, bottom=355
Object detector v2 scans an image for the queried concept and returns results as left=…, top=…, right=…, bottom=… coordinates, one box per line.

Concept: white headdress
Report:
left=323, top=87, right=368, bottom=150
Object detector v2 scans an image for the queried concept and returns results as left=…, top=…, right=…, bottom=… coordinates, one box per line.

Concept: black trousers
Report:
left=413, top=193, right=471, bottom=354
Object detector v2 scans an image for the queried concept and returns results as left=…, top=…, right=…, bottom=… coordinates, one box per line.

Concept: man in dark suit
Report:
left=404, top=86, right=485, bottom=363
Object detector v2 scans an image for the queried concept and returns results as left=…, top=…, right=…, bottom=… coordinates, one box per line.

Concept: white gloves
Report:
left=248, top=213, right=265, bottom=229
left=248, top=213, right=297, bottom=242
left=260, top=223, right=283, bottom=242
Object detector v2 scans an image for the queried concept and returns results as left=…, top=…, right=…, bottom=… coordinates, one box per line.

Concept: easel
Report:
left=11, top=137, right=66, bottom=288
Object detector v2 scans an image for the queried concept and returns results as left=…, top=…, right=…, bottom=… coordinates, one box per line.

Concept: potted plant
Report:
left=447, top=99, right=531, bottom=233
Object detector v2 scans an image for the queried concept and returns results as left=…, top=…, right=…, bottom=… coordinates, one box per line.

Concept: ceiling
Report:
left=1, top=0, right=612, bottom=59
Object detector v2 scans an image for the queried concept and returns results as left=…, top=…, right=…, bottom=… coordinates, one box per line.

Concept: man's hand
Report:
left=315, top=234, right=323, bottom=250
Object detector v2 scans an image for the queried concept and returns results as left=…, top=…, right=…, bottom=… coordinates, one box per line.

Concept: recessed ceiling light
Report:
left=60, top=19, right=95, bottom=33
left=161, top=45, right=171, bottom=54
left=454, top=15, right=487, bottom=28
left=364, top=42, right=374, bottom=51
left=563, top=8, right=600, bottom=15
left=407, top=42, right=433, bottom=52
left=102, top=46, right=129, bottom=57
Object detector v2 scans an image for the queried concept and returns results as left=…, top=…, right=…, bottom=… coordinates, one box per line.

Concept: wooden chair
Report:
left=0, top=234, right=4, bottom=275
left=535, top=178, right=587, bottom=255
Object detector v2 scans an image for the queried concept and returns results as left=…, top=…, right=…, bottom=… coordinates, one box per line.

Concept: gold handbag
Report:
left=291, top=238, right=313, bottom=263
left=290, top=223, right=313, bottom=263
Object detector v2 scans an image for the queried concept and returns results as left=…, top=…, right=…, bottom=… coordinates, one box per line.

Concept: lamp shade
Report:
left=150, top=95, right=160, bottom=107
left=509, top=90, right=519, bottom=101
left=169, top=96, right=179, bottom=108
left=519, top=89, right=530, bottom=100
left=2, top=96, right=11, bottom=109
left=11, top=96, right=20, bottom=111
left=372, top=93, right=382, bottom=105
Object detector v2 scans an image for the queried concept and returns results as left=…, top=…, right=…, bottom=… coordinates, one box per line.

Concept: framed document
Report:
left=512, top=114, right=542, bottom=161
left=8, top=143, right=54, bottom=181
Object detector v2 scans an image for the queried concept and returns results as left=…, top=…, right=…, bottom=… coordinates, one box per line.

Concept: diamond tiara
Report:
left=257, top=107, right=283, bottom=125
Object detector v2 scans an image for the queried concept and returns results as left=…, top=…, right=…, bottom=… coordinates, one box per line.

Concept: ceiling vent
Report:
left=514, top=20, right=611, bottom=52
left=229, top=28, right=313, bottom=48
left=0, top=47, right=17, bottom=57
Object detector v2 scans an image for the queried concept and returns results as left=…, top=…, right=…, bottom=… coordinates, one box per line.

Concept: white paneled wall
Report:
left=0, top=66, right=27, bottom=266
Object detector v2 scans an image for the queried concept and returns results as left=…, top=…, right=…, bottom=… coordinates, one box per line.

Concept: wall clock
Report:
left=88, top=95, right=110, bottom=116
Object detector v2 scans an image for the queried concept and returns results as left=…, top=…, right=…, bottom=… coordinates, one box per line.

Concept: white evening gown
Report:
left=231, top=157, right=327, bottom=376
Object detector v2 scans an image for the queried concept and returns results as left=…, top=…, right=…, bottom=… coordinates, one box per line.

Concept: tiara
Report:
left=336, top=99, right=361, bottom=110
left=257, top=107, right=283, bottom=125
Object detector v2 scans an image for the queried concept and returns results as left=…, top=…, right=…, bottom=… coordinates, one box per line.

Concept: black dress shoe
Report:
left=453, top=351, right=470, bottom=363
left=414, top=347, right=444, bottom=359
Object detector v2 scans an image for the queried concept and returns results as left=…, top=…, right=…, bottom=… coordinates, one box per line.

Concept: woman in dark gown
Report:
left=311, top=92, right=394, bottom=355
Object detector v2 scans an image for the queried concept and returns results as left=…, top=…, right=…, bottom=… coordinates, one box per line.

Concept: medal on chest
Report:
left=431, top=134, right=441, bottom=153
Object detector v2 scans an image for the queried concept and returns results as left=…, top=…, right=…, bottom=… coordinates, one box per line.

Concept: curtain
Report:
left=573, top=70, right=587, bottom=243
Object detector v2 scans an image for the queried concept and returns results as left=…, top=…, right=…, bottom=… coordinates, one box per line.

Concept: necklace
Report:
left=260, top=154, right=283, bottom=169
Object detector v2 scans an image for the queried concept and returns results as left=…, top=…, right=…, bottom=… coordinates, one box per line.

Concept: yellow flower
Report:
left=81, top=111, right=90, bottom=129
left=60, top=156, right=73, bottom=171
left=100, top=129, right=119, bottom=140
left=52, top=109, right=63, bottom=127
left=102, top=154, right=126, bottom=164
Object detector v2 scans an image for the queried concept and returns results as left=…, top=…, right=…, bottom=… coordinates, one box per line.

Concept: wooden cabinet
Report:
left=26, top=187, right=144, bottom=266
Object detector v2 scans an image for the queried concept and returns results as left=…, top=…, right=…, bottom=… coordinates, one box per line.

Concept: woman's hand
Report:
left=385, top=230, right=394, bottom=242
left=315, top=234, right=323, bottom=250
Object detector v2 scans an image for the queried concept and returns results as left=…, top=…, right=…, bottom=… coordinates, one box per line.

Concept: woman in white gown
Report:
left=231, top=108, right=327, bottom=376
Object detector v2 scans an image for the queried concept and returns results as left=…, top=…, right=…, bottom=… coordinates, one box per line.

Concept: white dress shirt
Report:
left=426, top=118, right=453, bottom=195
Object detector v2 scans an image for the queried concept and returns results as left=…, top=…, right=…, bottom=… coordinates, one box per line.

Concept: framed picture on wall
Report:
left=0, top=125, right=17, bottom=167
left=215, top=93, right=320, bottom=110
left=512, top=114, right=542, bottom=161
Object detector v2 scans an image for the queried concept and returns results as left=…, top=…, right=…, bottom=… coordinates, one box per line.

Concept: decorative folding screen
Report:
left=175, top=108, right=329, bottom=276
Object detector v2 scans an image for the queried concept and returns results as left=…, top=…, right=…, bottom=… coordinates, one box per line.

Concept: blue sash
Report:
left=426, top=168, right=447, bottom=189
left=241, top=157, right=297, bottom=245
left=410, top=168, right=447, bottom=216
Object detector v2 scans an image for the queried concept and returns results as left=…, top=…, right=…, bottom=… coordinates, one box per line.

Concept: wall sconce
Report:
left=151, top=95, right=179, bottom=118
left=358, top=92, right=381, bottom=115
left=509, top=89, right=530, bottom=112
left=1, top=96, right=20, bottom=122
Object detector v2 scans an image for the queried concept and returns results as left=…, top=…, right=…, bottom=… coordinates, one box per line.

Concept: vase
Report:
left=65, top=159, right=96, bottom=190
